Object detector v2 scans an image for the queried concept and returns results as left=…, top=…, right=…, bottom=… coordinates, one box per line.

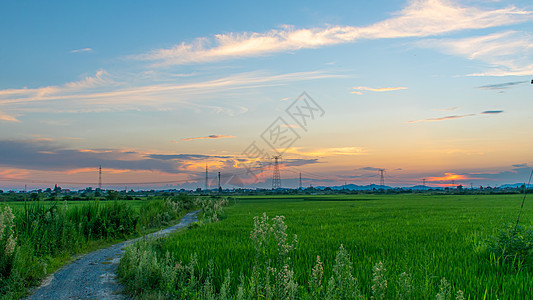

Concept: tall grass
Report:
left=0, top=194, right=196, bottom=299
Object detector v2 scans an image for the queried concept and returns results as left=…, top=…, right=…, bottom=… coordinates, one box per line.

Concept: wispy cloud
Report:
left=0, top=169, right=30, bottom=179
left=419, top=31, right=533, bottom=76
left=406, top=114, right=477, bottom=123
left=407, top=109, right=504, bottom=123
left=0, top=110, right=20, bottom=122
left=434, top=106, right=460, bottom=111
left=0, top=70, right=113, bottom=101
left=284, top=146, right=366, bottom=157
left=182, top=134, right=235, bottom=141
left=481, top=110, right=504, bottom=114
left=134, top=0, right=530, bottom=66
left=355, top=167, right=383, bottom=172
left=71, top=48, right=93, bottom=53
left=351, top=86, right=407, bottom=94
left=0, top=70, right=339, bottom=117
left=477, top=81, right=528, bottom=90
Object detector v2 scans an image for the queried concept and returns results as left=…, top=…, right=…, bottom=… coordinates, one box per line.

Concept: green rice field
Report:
left=148, top=194, right=533, bottom=299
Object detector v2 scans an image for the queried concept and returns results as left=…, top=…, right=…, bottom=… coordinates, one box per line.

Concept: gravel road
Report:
left=27, top=210, right=199, bottom=300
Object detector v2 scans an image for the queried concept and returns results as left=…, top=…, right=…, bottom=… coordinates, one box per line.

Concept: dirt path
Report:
left=27, top=210, right=199, bottom=300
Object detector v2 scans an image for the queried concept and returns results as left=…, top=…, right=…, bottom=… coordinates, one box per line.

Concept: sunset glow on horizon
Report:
left=0, top=0, right=532, bottom=190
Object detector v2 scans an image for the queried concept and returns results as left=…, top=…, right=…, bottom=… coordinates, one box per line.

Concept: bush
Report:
left=173, top=193, right=194, bottom=210
left=488, top=224, right=533, bottom=268
left=139, top=198, right=180, bottom=229
left=0, top=206, right=17, bottom=284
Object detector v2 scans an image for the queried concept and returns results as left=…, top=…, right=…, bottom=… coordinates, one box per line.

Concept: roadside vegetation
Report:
left=118, top=194, right=533, bottom=299
left=0, top=193, right=197, bottom=299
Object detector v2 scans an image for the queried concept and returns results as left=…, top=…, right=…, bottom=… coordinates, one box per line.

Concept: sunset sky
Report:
left=1, top=0, right=532, bottom=190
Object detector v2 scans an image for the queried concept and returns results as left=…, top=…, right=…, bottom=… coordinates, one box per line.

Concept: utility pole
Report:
left=272, top=155, right=282, bottom=189
left=379, top=169, right=385, bottom=187
left=98, top=165, right=102, bottom=190
left=299, top=172, right=302, bottom=189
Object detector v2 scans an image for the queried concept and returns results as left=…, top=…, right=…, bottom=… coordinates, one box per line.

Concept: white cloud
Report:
left=0, top=70, right=113, bottom=102
left=0, top=70, right=341, bottom=115
left=65, top=70, right=114, bottom=89
left=71, top=48, right=93, bottom=53
left=352, top=86, right=408, bottom=94
left=135, top=0, right=531, bottom=66
left=418, top=31, right=533, bottom=76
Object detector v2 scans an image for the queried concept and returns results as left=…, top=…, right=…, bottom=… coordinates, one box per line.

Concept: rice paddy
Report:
left=122, top=194, right=533, bottom=299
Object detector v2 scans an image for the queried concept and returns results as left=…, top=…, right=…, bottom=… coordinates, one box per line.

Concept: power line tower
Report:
left=98, top=165, right=102, bottom=190
left=218, top=171, right=222, bottom=192
left=205, top=164, right=209, bottom=191
left=299, top=172, right=302, bottom=189
left=272, top=155, right=282, bottom=189
left=422, top=178, right=426, bottom=187
left=379, top=169, right=385, bottom=187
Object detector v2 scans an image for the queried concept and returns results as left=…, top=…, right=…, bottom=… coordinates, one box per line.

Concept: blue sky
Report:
left=0, top=0, right=532, bottom=190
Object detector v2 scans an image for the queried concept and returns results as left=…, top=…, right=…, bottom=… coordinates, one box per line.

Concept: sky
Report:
left=0, top=0, right=532, bottom=190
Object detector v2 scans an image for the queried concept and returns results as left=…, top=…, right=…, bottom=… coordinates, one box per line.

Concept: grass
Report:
left=119, top=194, right=533, bottom=299
left=0, top=195, right=196, bottom=299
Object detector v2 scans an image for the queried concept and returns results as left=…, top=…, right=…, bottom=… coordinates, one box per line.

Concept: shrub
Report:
left=139, top=198, right=180, bottom=229
left=488, top=224, right=533, bottom=268
left=0, top=206, right=17, bottom=283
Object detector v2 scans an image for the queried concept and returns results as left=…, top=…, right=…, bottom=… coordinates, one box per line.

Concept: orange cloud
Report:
left=0, top=110, right=20, bottom=122
left=0, top=169, right=30, bottom=179
left=284, top=146, right=366, bottom=157
left=78, top=149, right=113, bottom=153
left=181, top=134, right=235, bottom=141
left=427, top=173, right=469, bottom=182
left=425, top=173, right=475, bottom=187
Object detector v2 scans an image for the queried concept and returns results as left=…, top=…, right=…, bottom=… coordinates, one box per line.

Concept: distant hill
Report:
left=499, top=183, right=533, bottom=189
left=315, top=184, right=444, bottom=191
